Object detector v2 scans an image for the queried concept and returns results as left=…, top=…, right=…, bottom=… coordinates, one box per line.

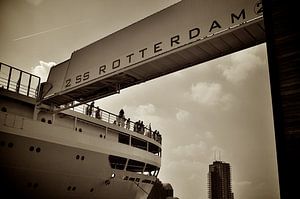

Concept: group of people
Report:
left=86, top=105, right=162, bottom=144
left=132, top=117, right=162, bottom=143
left=85, top=101, right=102, bottom=119
left=133, top=120, right=145, bottom=133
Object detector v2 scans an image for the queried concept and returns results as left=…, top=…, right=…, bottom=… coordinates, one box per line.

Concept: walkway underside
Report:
left=42, top=19, right=264, bottom=106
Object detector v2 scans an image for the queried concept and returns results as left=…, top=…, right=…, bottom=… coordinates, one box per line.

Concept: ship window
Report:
left=131, top=137, right=147, bottom=151
left=118, top=133, right=129, bottom=145
left=41, top=118, right=46, bottom=122
left=90, top=188, right=94, bottom=192
left=126, top=159, right=145, bottom=172
left=129, top=177, right=135, bottom=181
left=148, top=143, right=160, bottom=155
left=142, top=179, right=152, bottom=184
left=109, top=155, right=127, bottom=170
left=144, top=164, right=159, bottom=177
left=1, top=107, right=7, bottom=112
left=47, top=120, right=52, bottom=124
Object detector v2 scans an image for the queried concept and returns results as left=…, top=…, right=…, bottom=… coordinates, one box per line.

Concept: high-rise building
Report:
left=208, top=161, right=234, bottom=199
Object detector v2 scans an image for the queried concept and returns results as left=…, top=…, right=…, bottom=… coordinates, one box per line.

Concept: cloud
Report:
left=135, top=104, right=156, bottom=115
left=218, top=48, right=264, bottom=83
left=25, top=0, right=43, bottom=6
left=205, top=131, right=214, bottom=139
left=188, top=82, right=234, bottom=109
left=160, top=158, right=208, bottom=199
left=172, top=141, right=207, bottom=159
left=31, top=61, right=56, bottom=82
left=122, top=103, right=161, bottom=129
left=235, top=181, right=252, bottom=186
left=176, top=108, right=190, bottom=121
left=190, top=82, right=222, bottom=105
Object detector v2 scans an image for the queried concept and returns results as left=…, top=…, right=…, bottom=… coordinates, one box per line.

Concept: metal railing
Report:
left=0, top=62, right=41, bottom=98
left=71, top=104, right=162, bottom=144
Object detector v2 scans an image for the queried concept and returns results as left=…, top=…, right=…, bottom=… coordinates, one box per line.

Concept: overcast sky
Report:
left=0, top=0, right=280, bottom=198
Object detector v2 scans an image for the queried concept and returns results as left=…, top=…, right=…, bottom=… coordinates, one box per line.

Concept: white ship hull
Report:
left=0, top=131, right=155, bottom=199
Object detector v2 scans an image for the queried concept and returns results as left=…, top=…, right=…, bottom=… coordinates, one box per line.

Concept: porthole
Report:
left=81, top=156, right=85, bottom=160
left=1, top=107, right=7, bottom=112
left=41, top=118, right=46, bottom=122
left=79, top=128, right=82, bottom=132
left=90, top=188, right=94, bottom=192
left=7, top=142, right=13, bottom=148
left=100, top=134, right=103, bottom=138
left=76, top=155, right=80, bottom=159
left=47, top=120, right=52, bottom=124
left=36, top=147, right=41, bottom=153
left=67, top=186, right=71, bottom=191
left=29, top=146, right=35, bottom=151
left=33, top=183, right=38, bottom=188
left=72, top=186, right=76, bottom=191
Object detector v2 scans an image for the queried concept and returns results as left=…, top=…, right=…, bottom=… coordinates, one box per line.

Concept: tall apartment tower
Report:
left=208, top=161, right=234, bottom=199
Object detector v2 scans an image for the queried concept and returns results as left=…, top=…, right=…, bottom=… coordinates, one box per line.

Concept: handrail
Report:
left=0, top=62, right=161, bottom=144
left=0, top=62, right=40, bottom=79
left=71, top=104, right=162, bottom=144
left=0, top=62, right=41, bottom=98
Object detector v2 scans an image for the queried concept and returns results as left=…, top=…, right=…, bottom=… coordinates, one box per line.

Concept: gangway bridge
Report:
left=39, top=0, right=264, bottom=110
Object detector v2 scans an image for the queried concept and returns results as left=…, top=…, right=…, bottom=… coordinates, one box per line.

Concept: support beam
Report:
left=262, top=0, right=300, bottom=198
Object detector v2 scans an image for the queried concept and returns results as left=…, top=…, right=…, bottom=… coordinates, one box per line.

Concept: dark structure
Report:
left=262, top=0, right=300, bottom=198
left=147, top=179, right=178, bottom=199
left=208, top=161, right=234, bottom=199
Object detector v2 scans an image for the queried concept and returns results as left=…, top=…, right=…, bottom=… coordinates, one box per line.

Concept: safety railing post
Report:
left=27, top=75, right=32, bottom=96
left=7, top=66, right=12, bottom=90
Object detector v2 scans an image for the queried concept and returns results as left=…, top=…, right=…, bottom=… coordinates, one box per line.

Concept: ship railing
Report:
left=71, top=104, right=162, bottom=144
left=0, top=62, right=41, bottom=98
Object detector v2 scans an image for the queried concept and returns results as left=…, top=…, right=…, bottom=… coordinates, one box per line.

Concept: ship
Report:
left=0, top=62, right=168, bottom=199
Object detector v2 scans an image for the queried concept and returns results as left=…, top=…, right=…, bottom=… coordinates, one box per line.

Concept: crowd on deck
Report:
left=84, top=102, right=161, bottom=144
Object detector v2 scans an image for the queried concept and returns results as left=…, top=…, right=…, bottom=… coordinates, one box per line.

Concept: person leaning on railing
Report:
left=95, top=106, right=101, bottom=119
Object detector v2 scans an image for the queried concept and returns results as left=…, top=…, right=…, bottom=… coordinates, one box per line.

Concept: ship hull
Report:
left=0, top=131, right=154, bottom=199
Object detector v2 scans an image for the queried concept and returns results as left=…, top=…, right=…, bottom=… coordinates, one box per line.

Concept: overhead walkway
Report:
left=42, top=20, right=265, bottom=106
left=40, top=0, right=265, bottom=107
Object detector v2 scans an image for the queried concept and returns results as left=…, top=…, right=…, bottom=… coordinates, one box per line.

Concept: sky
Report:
left=0, top=0, right=280, bottom=199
